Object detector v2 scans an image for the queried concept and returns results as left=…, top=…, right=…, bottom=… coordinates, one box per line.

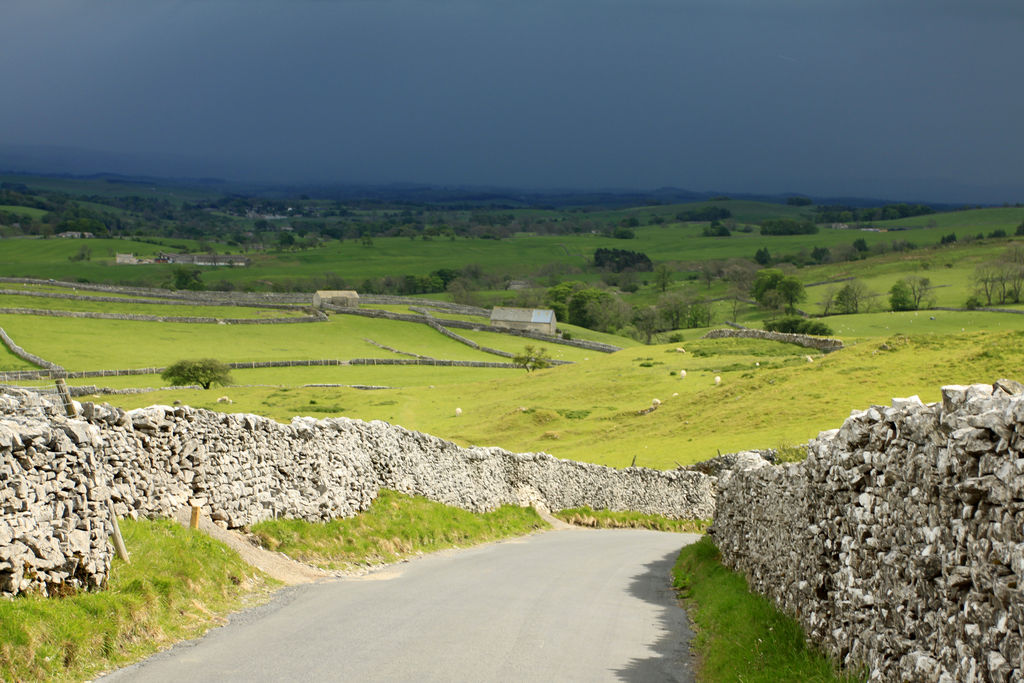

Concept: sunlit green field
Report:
left=94, top=331, right=1024, bottom=469
left=0, top=312, right=514, bottom=370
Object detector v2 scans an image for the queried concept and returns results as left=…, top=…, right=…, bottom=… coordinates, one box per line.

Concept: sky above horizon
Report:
left=1, top=1, right=1022, bottom=203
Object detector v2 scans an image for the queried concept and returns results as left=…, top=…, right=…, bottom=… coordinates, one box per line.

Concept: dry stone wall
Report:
left=713, top=381, right=1024, bottom=682
left=0, top=388, right=715, bottom=598
left=702, top=327, right=844, bottom=352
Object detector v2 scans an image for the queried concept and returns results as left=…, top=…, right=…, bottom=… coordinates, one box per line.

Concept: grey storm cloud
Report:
left=1, top=0, right=1022, bottom=202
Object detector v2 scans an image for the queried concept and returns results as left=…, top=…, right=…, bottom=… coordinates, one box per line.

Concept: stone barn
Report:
left=313, top=290, right=360, bottom=308
left=489, top=307, right=557, bottom=335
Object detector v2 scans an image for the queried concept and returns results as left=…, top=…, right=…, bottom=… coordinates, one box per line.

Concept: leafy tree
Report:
left=1016, top=221, right=1024, bottom=236
left=852, top=238, right=868, bottom=253
left=835, top=280, right=871, bottom=314
left=513, top=345, right=552, bottom=372
left=763, top=316, right=832, bottom=335
left=776, top=277, right=807, bottom=314
left=759, top=218, right=818, bottom=235
left=754, top=247, right=771, bottom=265
left=161, top=359, right=233, bottom=389
left=168, top=266, right=204, bottom=291
left=786, top=196, right=813, bottom=206
left=567, top=287, right=611, bottom=328
left=752, top=269, right=804, bottom=313
left=657, top=293, right=689, bottom=330
left=889, top=280, right=916, bottom=311
left=632, top=306, right=659, bottom=344
left=653, top=263, right=673, bottom=292
left=701, top=221, right=730, bottom=237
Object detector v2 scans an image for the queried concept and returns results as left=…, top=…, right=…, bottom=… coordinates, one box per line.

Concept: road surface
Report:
left=103, top=528, right=699, bottom=682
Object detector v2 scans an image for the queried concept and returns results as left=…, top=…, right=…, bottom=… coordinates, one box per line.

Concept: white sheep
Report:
left=805, top=355, right=814, bottom=363
left=755, top=362, right=760, bottom=367
left=714, top=376, right=722, bottom=385
left=672, top=392, right=679, bottom=397
left=679, top=370, right=687, bottom=378
left=216, top=396, right=232, bottom=404
left=651, top=398, right=661, bottom=407
left=454, top=407, right=462, bottom=417
left=675, top=347, right=686, bottom=353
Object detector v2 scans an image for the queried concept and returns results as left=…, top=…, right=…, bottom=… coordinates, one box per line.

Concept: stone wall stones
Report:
left=712, top=382, right=1024, bottom=681
left=702, top=327, right=844, bottom=352
left=0, top=388, right=715, bottom=598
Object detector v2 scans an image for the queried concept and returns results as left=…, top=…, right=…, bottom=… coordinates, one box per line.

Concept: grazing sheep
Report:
left=455, top=407, right=462, bottom=417
left=755, top=362, right=760, bottom=367
left=651, top=398, right=661, bottom=407
left=679, top=370, right=687, bottom=378
left=714, top=376, right=722, bottom=385
left=672, top=392, right=679, bottom=397
left=216, top=396, right=232, bottom=404
left=805, top=355, right=814, bottom=363
left=675, top=347, right=686, bottom=353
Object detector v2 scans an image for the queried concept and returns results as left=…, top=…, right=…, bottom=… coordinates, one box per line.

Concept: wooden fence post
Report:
left=55, top=378, right=77, bottom=417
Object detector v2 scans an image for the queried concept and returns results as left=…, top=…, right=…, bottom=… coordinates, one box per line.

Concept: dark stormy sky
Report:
left=1, top=1, right=1022, bottom=202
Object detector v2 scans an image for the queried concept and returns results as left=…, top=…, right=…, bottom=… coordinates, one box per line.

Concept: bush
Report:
left=764, top=316, right=833, bottom=336
left=161, top=358, right=233, bottom=389
left=965, top=295, right=983, bottom=310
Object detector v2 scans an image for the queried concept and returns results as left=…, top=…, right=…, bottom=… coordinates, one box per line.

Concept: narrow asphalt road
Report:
left=103, top=528, right=700, bottom=682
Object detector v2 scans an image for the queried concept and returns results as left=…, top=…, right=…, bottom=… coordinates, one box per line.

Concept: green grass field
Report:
left=89, top=330, right=1024, bottom=469
left=0, top=312, right=511, bottom=370
left=0, top=293, right=306, bottom=318
left=0, top=204, right=48, bottom=219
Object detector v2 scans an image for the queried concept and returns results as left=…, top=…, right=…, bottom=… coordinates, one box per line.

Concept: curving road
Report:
left=102, top=528, right=699, bottom=682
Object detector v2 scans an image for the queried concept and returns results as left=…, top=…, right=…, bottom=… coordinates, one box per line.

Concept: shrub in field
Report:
left=763, top=316, right=833, bottom=336
left=161, top=358, right=233, bottom=389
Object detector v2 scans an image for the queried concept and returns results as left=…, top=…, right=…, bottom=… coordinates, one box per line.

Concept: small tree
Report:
left=889, top=280, right=916, bottom=311
left=161, top=359, right=233, bottom=389
left=513, top=346, right=552, bottom=373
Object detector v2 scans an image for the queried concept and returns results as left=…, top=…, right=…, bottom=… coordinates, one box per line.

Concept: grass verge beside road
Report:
left=0, top=519, right=278, bottom=682
left=673, top=536, right=864, bottom=682
left=555, top=506, right=710, bottom=533
left=251, top=489, right=548, bottom=570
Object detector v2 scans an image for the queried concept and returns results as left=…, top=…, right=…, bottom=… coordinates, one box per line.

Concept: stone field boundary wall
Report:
left=0, top=388, right=715, bottom=597
left=0, top=357, right=532, bottom=382
left=0, top=288, right=310, bottom=312
left=0, top=326, right=65, bottom=373
left=327, top=305, right=621, bottom=353
left=713, top=381, right=1024, bottom=682
left=702, top=327, right=844, bottom=352
left=0, top=307, right=325, bottom=325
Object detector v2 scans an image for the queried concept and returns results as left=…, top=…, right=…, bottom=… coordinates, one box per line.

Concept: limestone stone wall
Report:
left=0, top=388, right=715, bottom=598
left=713, top=382, right=1024, bottom=682
left=702, top=327, right=844, bottom=352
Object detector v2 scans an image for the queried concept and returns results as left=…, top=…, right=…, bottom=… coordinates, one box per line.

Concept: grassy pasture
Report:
left=0, top=293, right=307, bottom=318
left=95, top=331, right=1024, bottom=470
left=0, top=313, right=509, bottom=370
left=0, top=223, right=981, bottom=291
left=876, top=206, right=1024, bottom=231
left=0, top=204, right=48, bottom=219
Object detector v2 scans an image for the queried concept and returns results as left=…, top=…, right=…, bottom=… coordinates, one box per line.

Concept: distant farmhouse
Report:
left=56, top=231, right=94, bottom=239
left=158, top=253, right=250, bottom=267
left=116, top=252, right=250, bottom=266
left=489, top=307, right=557, bottom=336
left=313, top=290, right=360, bottom=308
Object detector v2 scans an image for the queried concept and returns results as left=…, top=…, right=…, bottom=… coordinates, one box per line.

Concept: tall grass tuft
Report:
left=673, top=536, right=865, bottom=682
left=555, top=506, right=710, bottom=533
left=251, top=489, right=548, bottom=570
left=0, top=519, right=277, bottom=682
